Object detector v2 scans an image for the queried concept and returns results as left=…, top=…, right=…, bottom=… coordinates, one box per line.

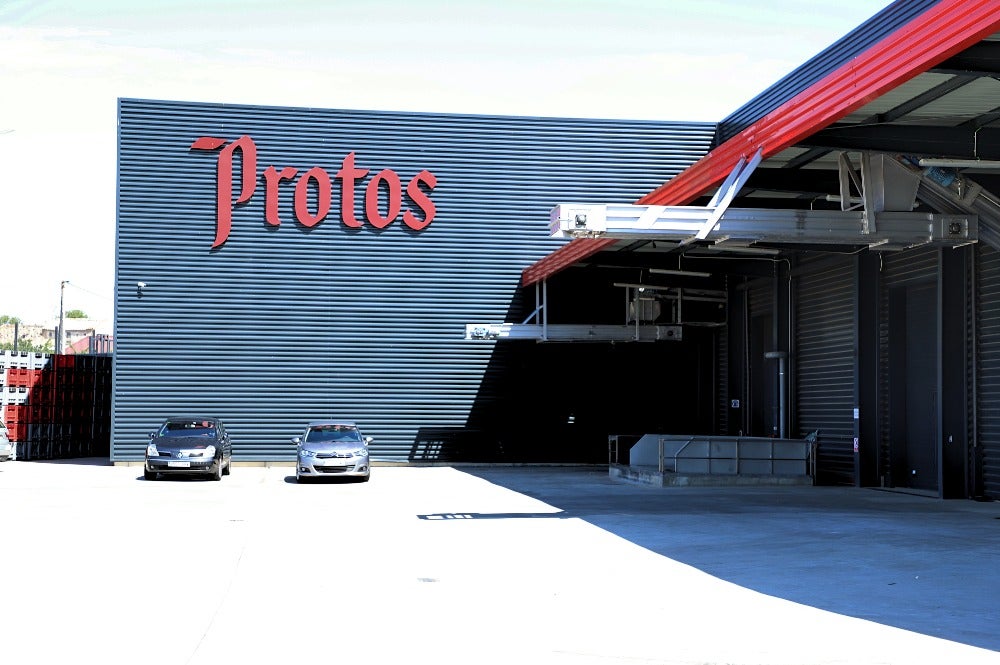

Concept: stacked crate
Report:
left=0, top=351, right=111, bottom=460
left=1, top=352, right=48, bottom=455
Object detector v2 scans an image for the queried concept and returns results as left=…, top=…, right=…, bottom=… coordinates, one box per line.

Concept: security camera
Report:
left=137, top=282, right=146, bottom=289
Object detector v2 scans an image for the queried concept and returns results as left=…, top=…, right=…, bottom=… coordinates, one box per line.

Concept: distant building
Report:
left=0, top=318, right=112, bottom=354
left=65, top=334, right=114, bottom=355
left=44, top=318, right=112, bottom=354
left=0, top=323, right=49, bottom=352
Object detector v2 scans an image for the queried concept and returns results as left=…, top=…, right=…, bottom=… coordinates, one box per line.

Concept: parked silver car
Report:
left=145, top=417, right=232, bottom=481
left=293, top=421, right=371, bottom=483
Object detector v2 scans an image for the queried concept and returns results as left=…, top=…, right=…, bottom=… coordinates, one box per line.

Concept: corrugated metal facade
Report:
left=747, top=277, right=774, bottom=317
left=714, top=0, right=939, bottom=144
left=744, top=277, right=775, bottom=436
left=115, top=99, right=714, bottom=462
left=976, top=245, right=1000, bottom=498
left=795, top=255, right=857, bottom=485
left=715, top=303, right=730, bottom=436
left=958, top=247, right=975, bottom=498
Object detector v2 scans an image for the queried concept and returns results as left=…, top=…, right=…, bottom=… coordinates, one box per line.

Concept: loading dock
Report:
left=519, top=1, right=1000, bottom=499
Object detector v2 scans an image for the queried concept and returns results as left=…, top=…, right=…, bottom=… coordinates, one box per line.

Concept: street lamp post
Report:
left=58, top=280, right=69, bottom=354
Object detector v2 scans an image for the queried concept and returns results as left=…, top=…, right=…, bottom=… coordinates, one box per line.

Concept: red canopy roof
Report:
left=522, top=0, right=1000, bottom=287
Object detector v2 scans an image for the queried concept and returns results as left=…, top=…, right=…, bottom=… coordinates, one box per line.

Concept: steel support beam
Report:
left=917, top=167, right=1000, bottom=250
left=550, top=203, right=975, bottom=249
left=805, top=125, right=1000, bottom=160
left=465, top=323, right=685, bottom=342
left=930, top=41, right=1000, bottom=76
left=691, top=148, right=763, bottom=241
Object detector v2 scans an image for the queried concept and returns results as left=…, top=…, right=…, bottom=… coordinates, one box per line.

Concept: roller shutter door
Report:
left=795, top=255, right=856, bottom=485
left=977, top=245, right=1000, bottom=498
left=746, top=278, right=775, bottom=436
left=877, top=248, right=939, bottom=485
left=716, top=325, right=729, bottom=435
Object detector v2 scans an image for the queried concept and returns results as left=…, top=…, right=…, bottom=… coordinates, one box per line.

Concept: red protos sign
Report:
left=191, top=136, right=438, bottom=248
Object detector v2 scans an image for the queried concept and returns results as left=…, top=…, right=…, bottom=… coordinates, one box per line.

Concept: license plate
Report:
left=167, top=461, right=191, bottom=468
left=317, top=459, right=348, bottom=467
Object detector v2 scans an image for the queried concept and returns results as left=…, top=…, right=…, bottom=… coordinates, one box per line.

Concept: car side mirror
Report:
left=364, top=436, right=374, bottom=445
left=148, top=432, right=156, bottom=440
left=291, top=436, right=301, bottom=445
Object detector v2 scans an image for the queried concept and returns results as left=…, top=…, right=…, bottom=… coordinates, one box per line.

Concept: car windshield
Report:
left=159, top=420, right=217, bottom=438
left=304, top=425, right=362, bottom=443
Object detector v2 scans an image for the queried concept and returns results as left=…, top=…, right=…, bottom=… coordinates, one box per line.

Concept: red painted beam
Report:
left=522, top=0, right=1000, bottom=286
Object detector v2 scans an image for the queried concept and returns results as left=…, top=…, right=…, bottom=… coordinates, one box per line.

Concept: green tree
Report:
left=0, top=340, right=53, bottom=354
left=65, top=309, right=88, bottom=319
left=0, top=314, right=21, bottom=325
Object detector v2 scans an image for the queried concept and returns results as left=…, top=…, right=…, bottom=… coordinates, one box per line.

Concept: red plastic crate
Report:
left=5, top=368, right=41, bottom=388
left=54, top=355, right=76, bottom=370
left=6, top=368, right=23, bottom=387
left=6, top=420, right=24, bottom=441
left=25, top=369, right=41, bottom=389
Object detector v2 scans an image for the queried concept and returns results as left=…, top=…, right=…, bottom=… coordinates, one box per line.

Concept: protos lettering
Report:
left=190, top=136, right=438, bottom=248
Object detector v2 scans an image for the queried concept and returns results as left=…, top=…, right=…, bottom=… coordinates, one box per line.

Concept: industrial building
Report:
left=115, top=0, right=1000, bottom=499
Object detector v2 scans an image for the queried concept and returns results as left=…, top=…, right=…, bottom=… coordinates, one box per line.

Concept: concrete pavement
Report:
left=0, top=460, right=997, bottom=664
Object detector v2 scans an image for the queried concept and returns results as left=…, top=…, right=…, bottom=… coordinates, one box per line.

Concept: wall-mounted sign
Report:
left=191, top=135, right=438, bottom=248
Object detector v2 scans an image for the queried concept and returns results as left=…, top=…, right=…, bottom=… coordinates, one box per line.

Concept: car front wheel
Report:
left=211, top=460, right=223, bottom=481
left=144, top=468, right=157, bottom=481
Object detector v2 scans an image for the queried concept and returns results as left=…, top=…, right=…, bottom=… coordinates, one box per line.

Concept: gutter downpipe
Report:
left=765, top=351, right=789, bottom=439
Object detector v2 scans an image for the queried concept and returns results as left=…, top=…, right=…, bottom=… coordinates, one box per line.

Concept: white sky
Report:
left=0, top=0, right=892, bottom=325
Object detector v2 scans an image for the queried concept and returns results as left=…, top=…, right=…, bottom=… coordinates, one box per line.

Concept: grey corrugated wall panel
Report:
left=115, top=99, right=715, bottom=462
left=716, top=321, right=729, bottom=436
left=747, top=277, right=774, bottom=317
left=795, top=255, right=857, bottom=485
left=745, top=277, right=774, bottom=436
left=976, top=245, right=1000, bottom=498
left=715, top=0, right=938, bottom=144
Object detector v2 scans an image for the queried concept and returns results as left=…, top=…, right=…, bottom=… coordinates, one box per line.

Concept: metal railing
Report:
left=608, top=434, right=642, bottom=465
left=653, top=434, right=815, bottom=479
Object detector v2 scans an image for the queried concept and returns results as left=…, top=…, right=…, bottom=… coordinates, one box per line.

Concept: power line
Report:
left=66, top=282, right=111, bottom=302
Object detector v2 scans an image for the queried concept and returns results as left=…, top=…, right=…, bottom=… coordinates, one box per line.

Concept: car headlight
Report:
left=146, top=443, right=158, bottom=457
left=202, top=445, right=217, bottom=458
left=299, top=449, right=317, bottom=458
left=351, top=448, right=368, bottom=457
